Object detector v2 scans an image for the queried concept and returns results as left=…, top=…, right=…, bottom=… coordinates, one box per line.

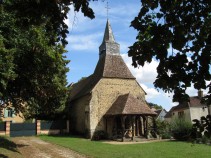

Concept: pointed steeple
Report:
left=99, top=20, right=120, bottom=56
left=102, top=20, right=115, bottom=42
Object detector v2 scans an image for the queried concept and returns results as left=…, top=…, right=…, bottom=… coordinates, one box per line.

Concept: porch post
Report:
left=153, top=117, right=156, bottom=135
left=131, top=116, right=135, bottom=141
left=143, top=116, right=147, bottom=138
left=139, top=116, right=143, bottom=136
left=146, top=116, right=148, bottom=139
left=121, top=116, right=126, bottom=142
left=135, top=116, right=139, bottom=136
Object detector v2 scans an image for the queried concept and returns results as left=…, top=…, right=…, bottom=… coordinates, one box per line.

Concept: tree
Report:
left=128, top=0, right=211, bottom=104
left=147, top=102, right=163, bottom=110
left=0, top=0, right=95, bottom=117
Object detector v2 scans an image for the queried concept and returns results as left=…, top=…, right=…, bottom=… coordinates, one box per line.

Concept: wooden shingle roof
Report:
left=105, top=93, right=157, bottom=116
left=69, top=20, right=135, bottom=101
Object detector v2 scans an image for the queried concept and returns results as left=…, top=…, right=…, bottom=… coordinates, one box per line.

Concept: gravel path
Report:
left=12, top=137, right=87, bottom=158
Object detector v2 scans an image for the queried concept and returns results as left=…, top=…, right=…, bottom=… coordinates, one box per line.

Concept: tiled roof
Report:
left=164, top=96, right=206, bottom=118
left=69, top=75, right=97, bottom=101
left=95, top=54, right=135, bottom=79
left=69, top=54, right=136, bottom=101
left=164, top=106, right=176, bottom=118
left=173, top=96, right=205, bottom=111
left=155, top=109, right=162, bottom=115
left=105, top=93, right=157, bottom=115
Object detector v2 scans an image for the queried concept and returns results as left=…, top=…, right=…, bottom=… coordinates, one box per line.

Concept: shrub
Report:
left=192, top=115, right=211, bottom=140
left=156, top=119, right=171, bottom=139
left=170, top=118, right=192, bottom=141
left=92, top=130, right=108, bottom=141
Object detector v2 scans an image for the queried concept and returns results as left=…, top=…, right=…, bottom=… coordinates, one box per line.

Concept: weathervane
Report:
left=105, top=1, right=110, bottom=19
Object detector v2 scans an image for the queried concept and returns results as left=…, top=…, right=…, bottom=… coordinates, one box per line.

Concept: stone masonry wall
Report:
left=89, top=78, right=146, bottom=138
left=69, top=94, right=91, bottom=135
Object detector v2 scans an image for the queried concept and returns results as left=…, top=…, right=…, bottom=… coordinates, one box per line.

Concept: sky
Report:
left=64, top=0, right=202, bottom=111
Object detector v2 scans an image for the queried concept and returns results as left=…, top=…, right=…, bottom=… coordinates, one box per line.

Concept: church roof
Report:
left=69, top=20, right=136, bottom=101
left=105, top=93, right=157, bottom=116
left=94, top=54, right=135, bottom=79
left=102, top=20, right=115, bottom=42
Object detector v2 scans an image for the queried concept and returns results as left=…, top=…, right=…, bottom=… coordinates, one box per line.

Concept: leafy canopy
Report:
left=0, top=0, right=95, bottom=117
left=128, top=0, right=211, bottom=104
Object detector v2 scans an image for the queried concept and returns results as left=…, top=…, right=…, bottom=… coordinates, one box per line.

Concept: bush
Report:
left=192, top=115, right=211, bottom=140
left=92, top=130, right=108, bottom=141
left=170, top=118, right=192, bottom=141
left=156, top=119, right=171, bottom=139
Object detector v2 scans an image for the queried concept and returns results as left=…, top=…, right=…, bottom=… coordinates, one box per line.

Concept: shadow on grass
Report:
left=0, top=154, right=8, bottom=158
left=0, top=136, right=28, bottom=157
left=0, top=136, right=18, bottom=152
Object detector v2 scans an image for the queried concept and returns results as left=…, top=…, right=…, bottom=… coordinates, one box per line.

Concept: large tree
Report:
left=0, top=0, right=95, bottom=117
left=128, top=0, right=211, bottom=104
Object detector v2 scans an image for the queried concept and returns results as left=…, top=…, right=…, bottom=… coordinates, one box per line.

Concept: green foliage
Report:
left=156, top=119, right=171, bottom=139
left=129, top=0, right=211, bottom=104
left=0, top=0, right=96, bottom=117
left=170, top=118, right=192, bottom=141
left=148, top=102, right=163, bottom=109
left=92, top=130, right=108, bottom=141
left=192, top=115, right=211, bottom=140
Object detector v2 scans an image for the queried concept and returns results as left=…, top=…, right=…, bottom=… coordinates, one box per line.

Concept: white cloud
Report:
left=121, top=54, right=158, bottom=83
left=140, top=84, right=159, bottom=99
left=67, top=32, right=102, bottom=51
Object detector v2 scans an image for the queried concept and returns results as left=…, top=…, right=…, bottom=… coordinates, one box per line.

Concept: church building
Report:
left=69, top=20, right=156, bottom=141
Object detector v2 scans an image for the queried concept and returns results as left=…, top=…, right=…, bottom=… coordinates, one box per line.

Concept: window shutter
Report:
left=4, top=109, right=8, bottom=117
left=12, top=109, right=15, bottom=118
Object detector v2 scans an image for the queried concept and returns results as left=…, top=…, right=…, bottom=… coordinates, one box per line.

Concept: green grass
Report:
left=0, top=136, right=23, bottom=158
left=40, top=135, right=211, bottom=158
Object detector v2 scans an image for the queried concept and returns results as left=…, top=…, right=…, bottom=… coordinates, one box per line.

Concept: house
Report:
left=165, top=90, right=211, bottom=123
left=0, top=106, right=24, bottom=123
left=68, top=20, right=156, bottom=140
left=154, top=109, right=167, bottom=121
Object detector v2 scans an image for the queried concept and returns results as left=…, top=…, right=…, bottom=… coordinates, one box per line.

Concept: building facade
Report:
left=165, top=90, right=211, bottom=123
left=69, top=20, right=156, bottom=140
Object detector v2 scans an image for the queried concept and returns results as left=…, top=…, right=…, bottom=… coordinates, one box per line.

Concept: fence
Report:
left=0, top=120, right=69, bottom=137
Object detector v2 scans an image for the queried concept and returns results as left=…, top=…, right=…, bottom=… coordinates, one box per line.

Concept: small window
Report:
left=178, top=111, right=184, bottom=118
left=4, top=109, right=15, bottom=118
left=8, top=110, right=13, bottom=117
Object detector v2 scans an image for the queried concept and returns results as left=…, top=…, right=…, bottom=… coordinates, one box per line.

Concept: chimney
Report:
left=198, top=89, right=203, bottom=99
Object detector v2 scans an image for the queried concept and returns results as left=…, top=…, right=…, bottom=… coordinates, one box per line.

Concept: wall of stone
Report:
left=69, top=95, right=91, bottom=135
left=190, top=107, right=208, bottom=121
left=89, top=78, right=146, bottom=138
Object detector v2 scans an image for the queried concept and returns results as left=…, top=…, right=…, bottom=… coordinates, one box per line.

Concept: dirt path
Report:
left=12, top=137, right=87, bottom=158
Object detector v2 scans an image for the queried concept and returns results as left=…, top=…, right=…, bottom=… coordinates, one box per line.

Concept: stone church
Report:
left=69, top=20, right=156, bottom=141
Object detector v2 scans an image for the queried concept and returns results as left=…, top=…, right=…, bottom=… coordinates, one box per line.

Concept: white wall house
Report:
left=165, top=90, right=210, bottom=123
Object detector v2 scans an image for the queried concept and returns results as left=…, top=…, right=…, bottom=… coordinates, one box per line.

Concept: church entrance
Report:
left=106, top=115, right=156, bottom=141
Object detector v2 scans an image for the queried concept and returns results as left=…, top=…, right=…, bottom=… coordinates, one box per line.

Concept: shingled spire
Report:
left=99, top=20, right=120, bottom=56
left=94, top=20, right=135, bottom=79
left=102, top=20, right=115, bottom=42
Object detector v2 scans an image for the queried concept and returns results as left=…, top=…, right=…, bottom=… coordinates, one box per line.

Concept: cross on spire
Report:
left=105, top=1, right=110, bottom=19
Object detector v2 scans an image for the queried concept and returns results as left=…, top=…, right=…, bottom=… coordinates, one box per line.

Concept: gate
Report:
left=10, top=122, right=36, bottom=137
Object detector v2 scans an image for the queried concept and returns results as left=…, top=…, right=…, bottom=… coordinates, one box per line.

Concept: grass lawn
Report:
left=40, top=135, right=211, bottom=158
left=0, top=136, right=23, bottom=158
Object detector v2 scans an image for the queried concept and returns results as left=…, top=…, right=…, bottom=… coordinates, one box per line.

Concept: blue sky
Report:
left=64, top=0, right=200, bottom=110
